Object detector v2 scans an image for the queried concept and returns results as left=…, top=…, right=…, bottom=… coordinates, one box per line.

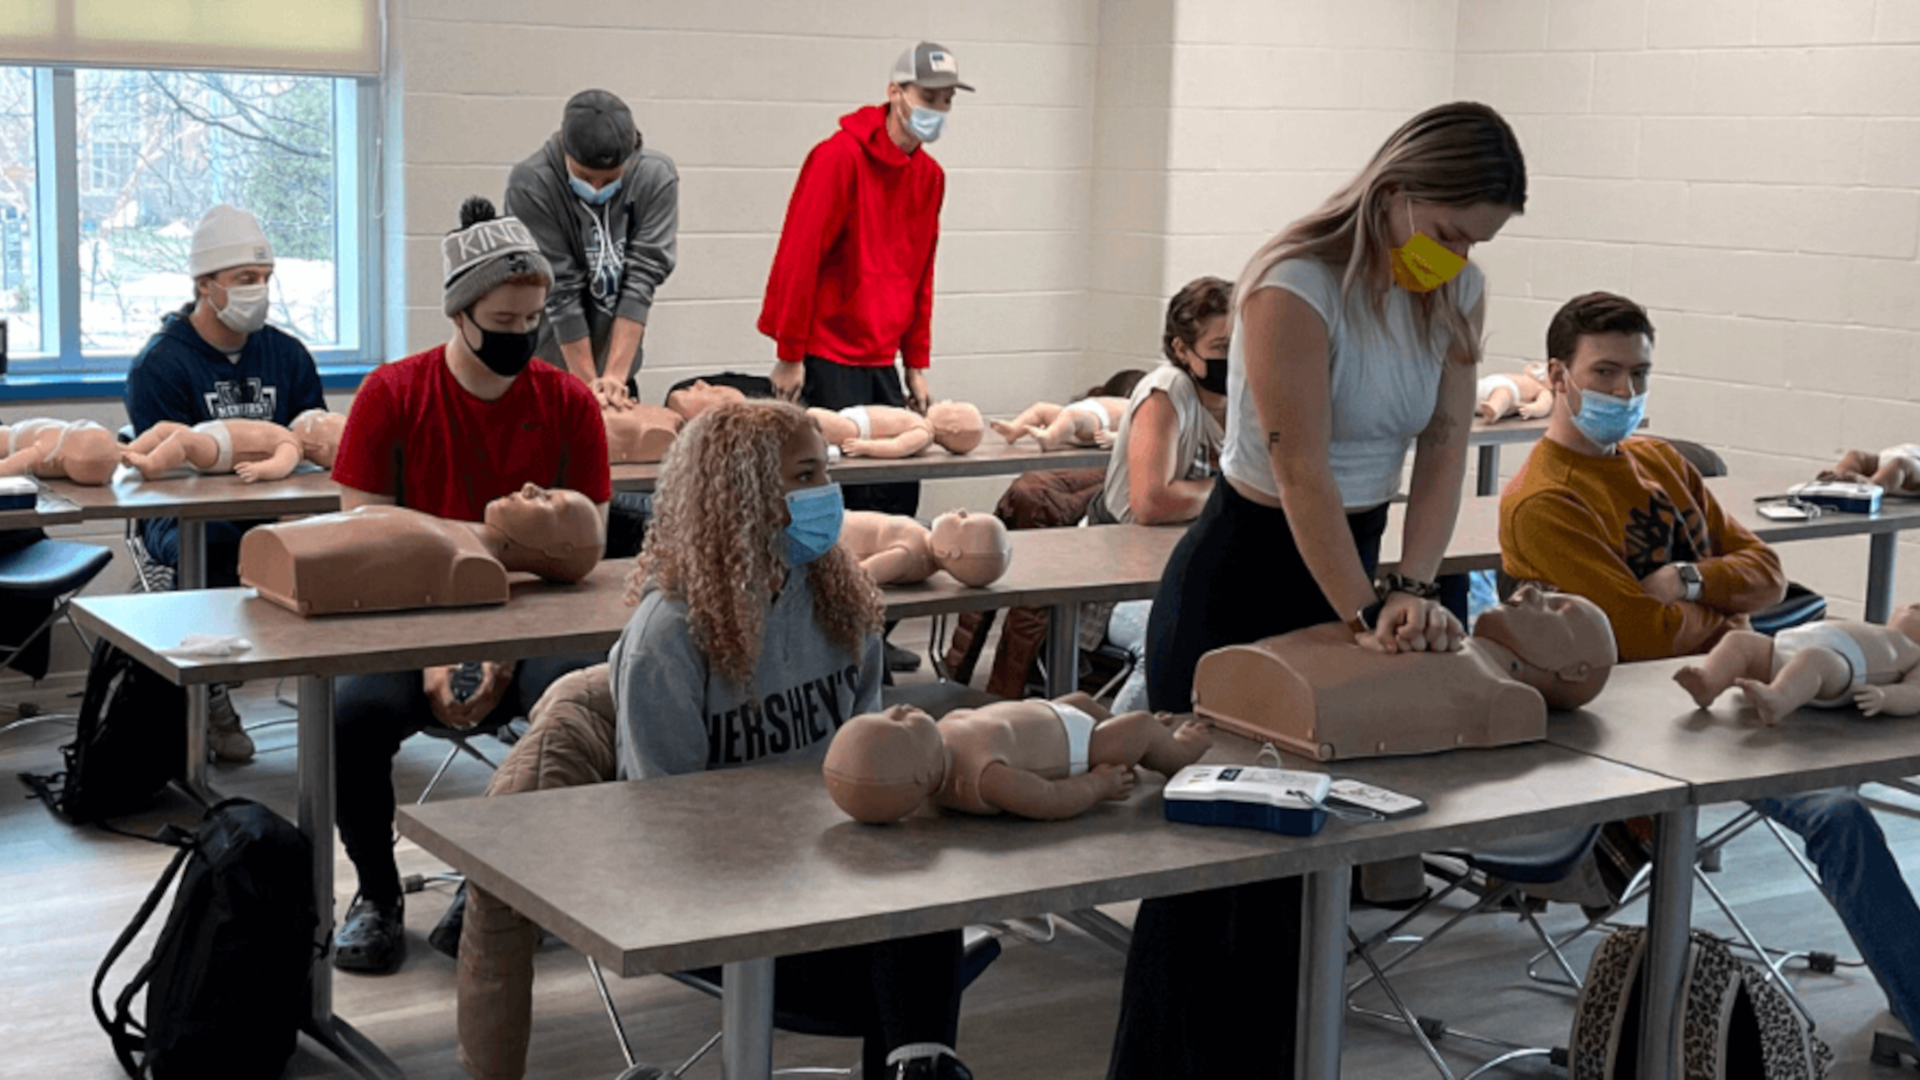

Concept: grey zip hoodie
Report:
left=503, top=132, right=679, bottom=376
left=610, top=570, right=884, bottom=781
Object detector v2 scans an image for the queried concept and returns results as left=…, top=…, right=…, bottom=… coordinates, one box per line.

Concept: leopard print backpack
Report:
left=1571, top=927, right=1833, bottom=1079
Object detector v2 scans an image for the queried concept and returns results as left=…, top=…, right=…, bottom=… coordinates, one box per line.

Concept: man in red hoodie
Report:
left=759, top=41, right=970, bottom=517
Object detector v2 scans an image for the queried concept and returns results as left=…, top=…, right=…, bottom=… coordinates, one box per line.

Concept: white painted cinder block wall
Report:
left=1455, top=0, right=1920, bottom=616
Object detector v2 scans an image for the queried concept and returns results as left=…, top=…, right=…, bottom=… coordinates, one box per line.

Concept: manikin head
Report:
left=929, top=509, right=1012, bottom=587
left=926, top=400, right=984, bottom=454
left=48, top=421, right=118, bottom=486
left=667, top=380, right=748, bottom=421
left=1890, top=602, right=1920, bottom=643
left=822, top=705, right=948, bottom=823
left=291, top=409, right=346, bottom=468
left=482, top=483, right=603, bottom=582
left=1472, top=584, right=1619, bottom=709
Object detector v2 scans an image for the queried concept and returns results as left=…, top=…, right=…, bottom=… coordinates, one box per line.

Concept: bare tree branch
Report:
left=143, top=73, right=323, bottom=160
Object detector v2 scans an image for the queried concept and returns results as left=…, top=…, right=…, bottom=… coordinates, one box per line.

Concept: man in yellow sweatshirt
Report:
left=1501, top=290, right=1919, bottom=1040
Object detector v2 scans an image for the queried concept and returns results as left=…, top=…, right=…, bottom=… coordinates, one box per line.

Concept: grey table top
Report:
left=1467, top=415, right=1552, bottom=447
left=398, top=727, right=1685, bottom=978
left=613, top=443, right=1111, bottom=492
left=1547, top=656, right=1920, bottom=804
left=0, top=490, right=82, bottom=529
left=46, top=467, right=344, bottom=522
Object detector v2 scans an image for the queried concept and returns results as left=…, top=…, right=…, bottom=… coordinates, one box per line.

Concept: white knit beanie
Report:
left=189, top=205, right=275, bottom=278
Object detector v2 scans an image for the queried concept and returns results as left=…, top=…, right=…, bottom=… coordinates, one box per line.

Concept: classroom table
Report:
left=0, top=488, right=82, bottom=530
left=612, top=441, right=1110, bottom=491
left=1545, top=656, right=1920, bottom=1077
left=1467, top=415, right=1550, bottom=496
left=398, top=727, right=1686, bottom=1080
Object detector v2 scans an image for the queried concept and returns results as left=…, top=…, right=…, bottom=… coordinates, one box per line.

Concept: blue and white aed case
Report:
left=1162, top=765, right=1333, bottom=836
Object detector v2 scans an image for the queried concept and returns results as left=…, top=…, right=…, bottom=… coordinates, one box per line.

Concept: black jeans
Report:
left=692, top=929, right=965, bottom=1077
left=801, top=355, right=919, bottom=516
left=333, top=652, right=602, bottom=904
left=1109, top=481, right=1387, bottom=1080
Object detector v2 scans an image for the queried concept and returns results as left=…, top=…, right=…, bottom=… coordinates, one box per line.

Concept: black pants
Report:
left=801, top=355, right=919, bottom=516
left=1109, top=481, right=1387, bottom=1080
left=334, top=652, right=601, bottom=904
left=693, top=929, right=965, bottom=1077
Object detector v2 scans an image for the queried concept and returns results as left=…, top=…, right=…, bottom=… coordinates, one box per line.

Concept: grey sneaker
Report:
left=207, top=684, right=256, bottom=763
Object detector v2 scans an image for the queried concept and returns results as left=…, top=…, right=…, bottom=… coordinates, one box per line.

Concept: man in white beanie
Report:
left=123, top=204, right=328, bottom=762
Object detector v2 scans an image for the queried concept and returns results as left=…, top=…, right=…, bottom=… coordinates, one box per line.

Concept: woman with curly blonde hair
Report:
left=610, top=399, right=972, bottom=1080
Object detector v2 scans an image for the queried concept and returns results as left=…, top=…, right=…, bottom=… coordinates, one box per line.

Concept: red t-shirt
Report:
left=333, top=346, right=611, bottom=521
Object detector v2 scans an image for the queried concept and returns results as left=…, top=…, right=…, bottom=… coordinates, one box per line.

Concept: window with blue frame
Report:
left=0, top=65, right=375, bottom=381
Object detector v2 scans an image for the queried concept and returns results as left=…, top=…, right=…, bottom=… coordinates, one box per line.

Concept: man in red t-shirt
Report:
left=758, top=41, right=970, bottom=517
left=328, top=196, right=612, bottom=974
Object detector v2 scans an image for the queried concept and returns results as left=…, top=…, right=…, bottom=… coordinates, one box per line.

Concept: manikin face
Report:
left=484, top=483, right=601, bottom=554
left=821, top=705, right=949, bottom=823
left=1474, top=584, right=1618, bottom=708
left=926, top=400, right=984, bottom=453
left=292, top=409, right=346, bottom=468
left=668, top=380, right=748, bottom=420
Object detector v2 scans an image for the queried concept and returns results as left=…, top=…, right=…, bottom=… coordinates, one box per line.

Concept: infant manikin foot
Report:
left=1672, top=664, right=1725, bottom=709
left=1028, top=425, right=1072, bottom=451
left=989, top=419, right=1024, bottom=444
left=1167, top=720, right=1211, bottom=765
left=121, top=452, right=167, bottom=481
left=1734, top=677, right=1792, bottom=726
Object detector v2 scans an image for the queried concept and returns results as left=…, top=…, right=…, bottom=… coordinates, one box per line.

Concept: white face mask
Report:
left=214, top=281, right=271, bottom=335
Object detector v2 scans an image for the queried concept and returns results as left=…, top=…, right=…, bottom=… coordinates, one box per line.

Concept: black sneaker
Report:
left=334, top=895, right=406, bottom=974
left=884, top=642, right=923, bottom=673
left=887, top=1045, right=971, bottom=1080
left=428, top=884, right=467, bottom=959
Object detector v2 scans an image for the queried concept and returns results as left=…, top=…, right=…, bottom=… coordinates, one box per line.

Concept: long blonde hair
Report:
left=625, top=401, right=884, bottom=685
left=1233, top=102, right=1527, bottom=366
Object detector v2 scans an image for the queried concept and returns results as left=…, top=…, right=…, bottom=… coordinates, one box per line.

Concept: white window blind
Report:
left=1, top=0, right=380, bottom=77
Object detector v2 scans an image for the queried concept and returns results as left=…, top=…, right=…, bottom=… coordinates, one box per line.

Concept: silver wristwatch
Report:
left=1674, top=562, right=1703, bottom=602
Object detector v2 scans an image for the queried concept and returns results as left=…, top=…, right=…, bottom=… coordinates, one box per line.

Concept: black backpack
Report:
left=93, top=798, right=318, bottom=1080
left=19, top=639, right=187, bottom=824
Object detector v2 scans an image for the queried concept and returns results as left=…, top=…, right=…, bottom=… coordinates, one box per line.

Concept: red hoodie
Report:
left=758, top=105, right=944, bottom=369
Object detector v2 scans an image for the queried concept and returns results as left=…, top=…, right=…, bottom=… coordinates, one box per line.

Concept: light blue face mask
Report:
left=783, top=483, right=845, bottom=566
left=906, top=105, right=947, bottom=144
left=569, top=175, right=622, bottom=206
left=1568, top=383, right=1648, bottom=451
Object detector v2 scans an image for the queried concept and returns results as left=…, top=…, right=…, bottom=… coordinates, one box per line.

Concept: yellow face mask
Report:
left=1390, top=202, right=1468, bottom=294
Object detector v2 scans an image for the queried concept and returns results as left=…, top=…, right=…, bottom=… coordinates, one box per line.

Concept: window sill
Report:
left=0, top=364, right=375, bottom=403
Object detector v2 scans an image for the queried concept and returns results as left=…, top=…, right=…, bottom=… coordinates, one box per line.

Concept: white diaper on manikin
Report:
left=194, top=421, right=235, bottom=473
left=1065, top=398, right=1110, bottom=433
left=1771, top=623, right=1869, bottom=708
left=839, top=405, right=873, bottom=442
left=1047, top=701, right=1097, bottom=776
left=1477, top=374, right=1520, bottom=405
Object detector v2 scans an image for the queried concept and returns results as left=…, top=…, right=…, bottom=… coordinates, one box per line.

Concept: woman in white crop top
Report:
left=1108, top=103, right=1529, bottom=1080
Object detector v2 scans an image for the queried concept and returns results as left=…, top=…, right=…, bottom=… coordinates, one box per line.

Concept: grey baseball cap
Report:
left=890, top=42, right=974, bottom=92
left=562, top=89, right=641, bottom=170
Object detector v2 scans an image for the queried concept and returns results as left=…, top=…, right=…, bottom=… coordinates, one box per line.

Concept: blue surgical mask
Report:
left=783, top=483, right=845, bottom=566
left=1568, top=384, right=1647, bottom=451
left=906, top=105, right=946, bottom=144
left=569, top=175, right=622, bottom=205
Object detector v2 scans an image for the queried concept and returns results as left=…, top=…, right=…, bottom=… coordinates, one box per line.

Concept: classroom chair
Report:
left=0, top=533, right=112, bottom=735
left=1345, top=824, right=1601, bottom=1080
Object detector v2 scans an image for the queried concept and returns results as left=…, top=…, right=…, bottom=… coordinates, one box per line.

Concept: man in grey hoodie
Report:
left=505, top=89, right=679, bottom=408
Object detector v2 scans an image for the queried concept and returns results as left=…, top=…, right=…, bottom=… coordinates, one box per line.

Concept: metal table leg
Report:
left=1637, top=806, right=1699, bottom=1080
left=1475, top=444, right=1500, bottom=498
left=1297, top=866, right=1353, bottom=1080
left=178, top=519, right=211, bottom=796
left=722, top=957, right=775, bottom=1080
left=1047, top=601, right=1081, bottom=698
left=297, top=674, right=404, bottom=1079
left=1867, top=531, right=1898, bottom=626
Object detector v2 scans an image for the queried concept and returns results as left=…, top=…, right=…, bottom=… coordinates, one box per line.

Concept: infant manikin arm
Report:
left=235, top=441, right=303, bottom=483
left=0, top=445, right=42, bottom=477
left=1855, top=663, right=1920, bottom=718
left=859, top=545, right=925, bottom=585
left=973, top=761, right=1137, bottom=820
left=844, top=426, right=934, bottom=459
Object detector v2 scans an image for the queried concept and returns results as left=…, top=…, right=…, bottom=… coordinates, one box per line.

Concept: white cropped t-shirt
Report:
left=1218, top=257, right=1485, bottom=509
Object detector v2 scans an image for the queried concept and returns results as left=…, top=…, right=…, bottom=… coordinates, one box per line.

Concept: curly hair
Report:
left=624, top=400, right=884, bottom=685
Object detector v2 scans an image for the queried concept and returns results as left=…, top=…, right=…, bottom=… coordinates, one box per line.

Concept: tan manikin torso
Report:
left=840, top=511, right=938, bottom=584
left=1193, top=623, right=1547, bottom=761
left=935, top=703, right=1078, bottom=815
left=604, top=404, right=682, bottom=464
left=240, top=506, right=510, bottom=615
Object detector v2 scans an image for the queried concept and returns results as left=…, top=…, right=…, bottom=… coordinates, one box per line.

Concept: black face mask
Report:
left=461, top=312, right=539, bottom=378
left=1193, top=355, right=1229, bottom=396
